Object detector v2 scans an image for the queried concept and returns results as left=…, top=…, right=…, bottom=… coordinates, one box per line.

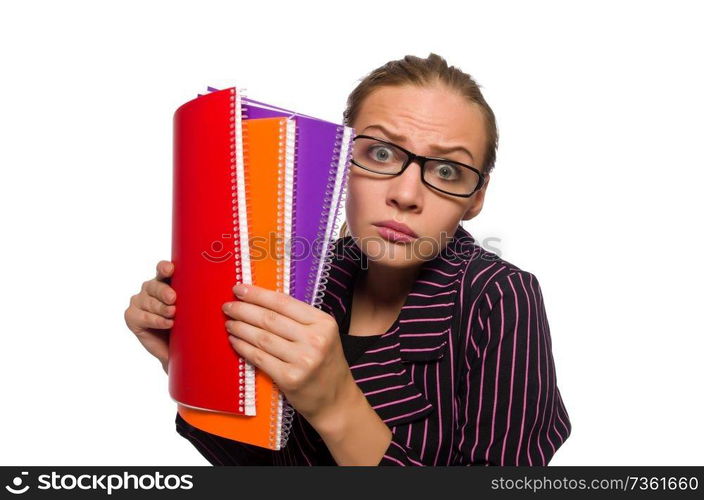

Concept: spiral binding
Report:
left=263, top=118, right=289, bottom=450
left=283, top=118, right=296, bottom=297
left=268, top=382, right=296, bottom=450
left=303, top=125, right=354, bottom=310
left=288, top=122, right=299, bottom=301
left=272, top=118, right=299, bottom=450
left=234, top=87, right=256, bottom=416
left=275, top=120, right=286, bottom=295
left=278, top=397, right=296, bottom=449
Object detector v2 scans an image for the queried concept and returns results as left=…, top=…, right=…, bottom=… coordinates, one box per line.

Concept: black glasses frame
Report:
left=351, top=134, right=485, bottom=198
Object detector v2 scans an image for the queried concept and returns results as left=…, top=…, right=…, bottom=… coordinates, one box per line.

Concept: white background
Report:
left=1, top=0, right=702, bottom=466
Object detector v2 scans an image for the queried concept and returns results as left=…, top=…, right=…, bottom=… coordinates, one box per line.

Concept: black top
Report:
left=338, top=287, right=382, bottom=365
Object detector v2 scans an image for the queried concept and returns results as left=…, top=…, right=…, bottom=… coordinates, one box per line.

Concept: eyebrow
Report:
left=361, top=124, right=475, bottom=163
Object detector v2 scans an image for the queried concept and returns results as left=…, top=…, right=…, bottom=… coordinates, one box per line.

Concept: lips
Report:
left=372, top=220, right=418, bottom=238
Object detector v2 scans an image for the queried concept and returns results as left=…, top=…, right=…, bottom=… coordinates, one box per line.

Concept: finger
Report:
left=222, top=300, right=301, bottom=342
left=225, top=320, right=296, bottom=363
left=156, top=260, right=174, bottom=281
left=232, top=283, right=319, bottom=325
left=136, top=294, right=175, bottom=318
left=229, top=334, right=286, bottom=382
left=132, top=308, right=174, bottom=330
left=142, top=279, right=176, bottom=305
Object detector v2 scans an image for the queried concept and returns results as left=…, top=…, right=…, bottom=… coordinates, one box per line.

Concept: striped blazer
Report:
left=175, top=224, right=572, bottom=465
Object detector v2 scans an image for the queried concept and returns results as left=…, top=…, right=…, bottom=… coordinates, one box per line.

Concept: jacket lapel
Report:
left=320, top=225, right=476, bottom=427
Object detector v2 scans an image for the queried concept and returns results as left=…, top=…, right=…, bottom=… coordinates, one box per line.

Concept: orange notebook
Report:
left=177, top=116, right=295, bottom=450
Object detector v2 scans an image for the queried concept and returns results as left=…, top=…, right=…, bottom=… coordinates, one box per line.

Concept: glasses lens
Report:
left=352, top=137, right=406, bottom=174
left=423, top=160, right=480, bottom=196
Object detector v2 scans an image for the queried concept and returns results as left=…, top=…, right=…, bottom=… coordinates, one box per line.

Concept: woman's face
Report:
left=346, top=83, right=490, bottom=269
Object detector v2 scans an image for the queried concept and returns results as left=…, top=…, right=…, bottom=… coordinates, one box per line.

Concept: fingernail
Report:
left=233, top=283, right=248, bottom=299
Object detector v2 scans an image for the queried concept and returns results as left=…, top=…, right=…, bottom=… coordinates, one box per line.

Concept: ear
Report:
left=461, top=173, right=490, bottom=221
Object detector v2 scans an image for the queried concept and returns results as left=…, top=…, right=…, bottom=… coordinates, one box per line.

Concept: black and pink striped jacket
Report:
left=175, top=224, right=572, bottom=465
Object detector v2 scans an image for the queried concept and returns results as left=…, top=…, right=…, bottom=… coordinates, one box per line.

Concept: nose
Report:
left=386, top=160, right=423, bottom=213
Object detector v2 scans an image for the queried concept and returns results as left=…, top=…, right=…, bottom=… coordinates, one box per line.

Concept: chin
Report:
left=358, top=236, right=434, bottom=269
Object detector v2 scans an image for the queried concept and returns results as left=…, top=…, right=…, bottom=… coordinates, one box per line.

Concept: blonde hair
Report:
left=339, top=220, right=351, bottom=239
left=343, top=52, right=498, bottom=175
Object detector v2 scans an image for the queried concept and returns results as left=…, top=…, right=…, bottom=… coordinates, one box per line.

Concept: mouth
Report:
left=372, top=220, right=419, bottom=243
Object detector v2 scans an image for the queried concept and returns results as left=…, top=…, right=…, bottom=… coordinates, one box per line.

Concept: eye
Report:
left=431, top=162, right=460, bottom=181
left=367, top=144, right=395, bottom=163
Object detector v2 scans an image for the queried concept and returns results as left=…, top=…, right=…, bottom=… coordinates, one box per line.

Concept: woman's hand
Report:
left=124, top=260, right=177, bottom=374
left=222, top=283, right=357, bottom=430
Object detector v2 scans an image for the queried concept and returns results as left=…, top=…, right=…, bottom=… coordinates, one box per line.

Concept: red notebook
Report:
left=168, top=88, right=255, bottom=416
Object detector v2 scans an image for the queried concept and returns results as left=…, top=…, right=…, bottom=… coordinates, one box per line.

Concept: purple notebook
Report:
left=207, top=87, right=353, bottom=307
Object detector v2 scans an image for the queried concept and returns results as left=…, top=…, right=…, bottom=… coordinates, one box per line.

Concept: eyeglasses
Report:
left=351, top=135, right=485, bottom=198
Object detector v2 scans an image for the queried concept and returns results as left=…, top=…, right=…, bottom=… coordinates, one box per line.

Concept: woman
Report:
left=124, top=53, right=571, bottom=466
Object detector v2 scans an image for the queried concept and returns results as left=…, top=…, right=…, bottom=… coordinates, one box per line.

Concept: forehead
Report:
left=354, top=84, right=486, bottom=163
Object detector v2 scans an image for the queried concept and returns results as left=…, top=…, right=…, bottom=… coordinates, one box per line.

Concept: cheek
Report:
left=412, top=203, right=465, bottom=259
left=423, top=196, right=467, bottom=235
left=345, top=175, right=380, bottom=224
